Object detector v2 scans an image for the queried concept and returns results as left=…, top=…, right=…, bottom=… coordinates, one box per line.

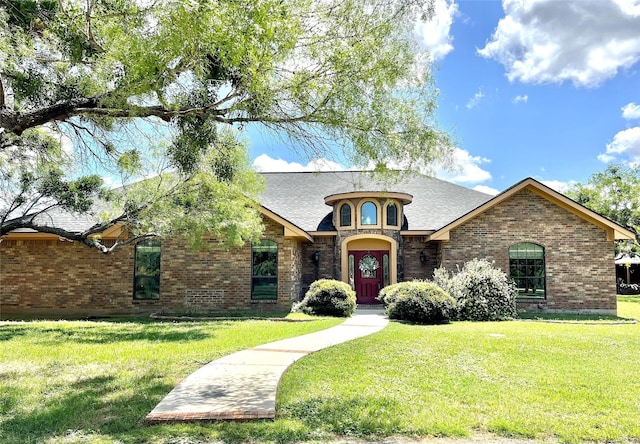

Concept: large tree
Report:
left=0, top=0, right=449, bottom=253
left=566, top=163, right=640, bottom=256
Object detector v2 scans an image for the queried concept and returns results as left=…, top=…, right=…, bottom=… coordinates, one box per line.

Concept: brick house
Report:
left=0, top=171, right=634, bottom=318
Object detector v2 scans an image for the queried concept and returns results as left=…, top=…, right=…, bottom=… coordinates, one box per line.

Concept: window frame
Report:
left=384, top=201, right=400, bottom=228
left=358, top=200, right=381, bottom=228
left=133, top=239, right=161, bottom=300
left=339, top=201, right=354, bottom=228
left=509, top=242, right=546, bottom=299
left=251, top=239, right=278, bottom=300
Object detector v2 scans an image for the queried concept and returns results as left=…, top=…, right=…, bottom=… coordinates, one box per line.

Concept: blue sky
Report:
left=249, top=0, right=640, bottom=195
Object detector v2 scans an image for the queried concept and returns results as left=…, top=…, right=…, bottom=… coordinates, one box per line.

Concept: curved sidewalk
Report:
left=146, top=310, right=388, bottom=422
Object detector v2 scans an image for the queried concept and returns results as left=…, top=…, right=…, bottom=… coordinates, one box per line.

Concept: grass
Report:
left=1, top=298, right=639, bottom=443
left=619, top=295, right=640, bottom=319
left=0, top=317, right=342, bottom=444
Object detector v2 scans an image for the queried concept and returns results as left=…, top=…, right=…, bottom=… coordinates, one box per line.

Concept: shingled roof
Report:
left=2, top=171, right=493, bottom=235
left=259, top=171, right=493, bottom=232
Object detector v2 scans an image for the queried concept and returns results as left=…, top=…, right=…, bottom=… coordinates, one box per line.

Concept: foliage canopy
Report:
left=0, top=0, right=448, bottom=252
left=566, top=164, right=640, bottom=256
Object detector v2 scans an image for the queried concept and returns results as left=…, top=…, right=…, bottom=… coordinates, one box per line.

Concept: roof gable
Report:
left=428, top=177, right=636, bottom=242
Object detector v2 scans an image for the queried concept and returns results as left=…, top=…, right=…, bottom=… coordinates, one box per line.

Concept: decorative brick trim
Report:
left=145, top=409, right=275, bottom=422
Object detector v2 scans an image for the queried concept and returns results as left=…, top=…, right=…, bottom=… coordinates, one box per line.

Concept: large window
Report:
left=252, top=240, right=278, bottom=300
left=509, top=242, right=546, bottom=299
left=361, top=201, right=377, bottom=225
left=340, top=203, right=352, bottom=227
left=134, top=239, right=161, bottom=300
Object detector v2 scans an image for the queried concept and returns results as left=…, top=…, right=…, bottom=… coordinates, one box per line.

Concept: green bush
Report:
left=377, top=282, right=402, bottom=307
left=377, top=281, right=455, bottom=324
left=295, top=279, right=356, bottom=317
left=434, top=258, right=517, bottom=321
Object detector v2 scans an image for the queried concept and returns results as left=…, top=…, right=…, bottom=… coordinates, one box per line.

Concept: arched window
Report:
left=361, top=201, right=377, bottom=225
left=340, top=203, right=352, bottom=227
left=134, top=239, right=161, bottom=300
left=252, top=239, right=278, bottom=300
left=509, top=242, right=546, bottom=299
left=386, top=203, right=398, bottom=226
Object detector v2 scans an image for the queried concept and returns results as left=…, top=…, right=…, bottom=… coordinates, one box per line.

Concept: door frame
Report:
left=341, top=234, right=397, bottom=289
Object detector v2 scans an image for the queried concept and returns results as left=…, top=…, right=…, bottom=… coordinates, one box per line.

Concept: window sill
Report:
left=250, top=299, right=278, bottom=304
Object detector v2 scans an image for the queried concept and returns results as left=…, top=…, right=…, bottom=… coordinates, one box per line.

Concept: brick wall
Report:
left=301, top=236, right=336, bottom=298
left=440, top=189, right=617, bottom=314
left=402, top=236, right=439, bottom=281
left=0, top=216, right=301, bottom=318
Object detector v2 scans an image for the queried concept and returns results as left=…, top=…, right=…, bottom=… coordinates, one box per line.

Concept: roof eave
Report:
left=427, top=177, right=636, bottom=242
left=258, top=206, right=313, bottom=242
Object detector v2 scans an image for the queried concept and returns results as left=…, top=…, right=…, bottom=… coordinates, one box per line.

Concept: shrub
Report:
left=377, top=282, right=402, bottom=307
left=434, top=258, right=517, bottom=321
left=378, top=281, right=455, bottom=324
left=295, top=279, right=356, bottom=317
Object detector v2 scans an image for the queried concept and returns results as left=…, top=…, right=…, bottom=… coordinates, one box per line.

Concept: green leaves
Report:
left=567, top=164, right=640, bottom=255
left=1, top=0, right=447, bottom=251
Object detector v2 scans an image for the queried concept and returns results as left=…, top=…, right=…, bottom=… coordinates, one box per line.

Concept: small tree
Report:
left=434, top=259, right=517, bottom=321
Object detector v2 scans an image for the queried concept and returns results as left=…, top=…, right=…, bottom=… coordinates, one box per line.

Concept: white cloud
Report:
left=512, top=94, right=528, bottom=104
left=414, top=0, right=458, bottom=61
left=252, top=154, right=345, bottom=172
left=541, top=180, right=575, bottom=194
left=597, top=153, right=617, bottom=163
left=436, top=148, right=492, bottom=183
left=599, top=126, right=640, bottom=164
left=361, top=147, right=493, bottom=185
left=622, top=102, right=640, bottom=120
left=478, top=0, right=640, bottom=87
left=466, top=89, right=485, bottom=109
left=472, top=185, right=500, bottom=195
left=253, top=149, right=493, bottom=190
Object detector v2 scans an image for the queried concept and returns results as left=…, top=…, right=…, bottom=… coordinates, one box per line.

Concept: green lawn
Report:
left=1, top=299, right=639, bottom=444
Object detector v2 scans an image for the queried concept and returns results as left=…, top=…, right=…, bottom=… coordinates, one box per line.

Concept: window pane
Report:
left=134, top=240, right=161, bottom=300
left=252, top=240, right=277, bottom=300
left=387, top=203, right=397, bottom=226
left=383, top=254, right=390, bottom=287
left=509, top=242, right=545, bottom=299
left=252, top=277, right=277, bottom=300
left=340, top=204, right=352, bottom=226
left=361, top=201, right=377, bottom=225
left=349, top=254, right=355, bottom=289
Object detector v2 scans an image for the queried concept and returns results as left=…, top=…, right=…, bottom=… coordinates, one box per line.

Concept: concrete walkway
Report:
left=146, top=309, right=388, bottom=422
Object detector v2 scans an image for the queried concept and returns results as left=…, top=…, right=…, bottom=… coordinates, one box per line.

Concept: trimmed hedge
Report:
left=434, top=258, right=517, bottom=321
left=295, top=279, right=356, bottom=317
left=377, top=281, right=455, bottom=324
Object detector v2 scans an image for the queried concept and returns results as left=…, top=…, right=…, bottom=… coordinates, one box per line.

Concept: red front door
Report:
left=352, top=250, right=386, bottom=304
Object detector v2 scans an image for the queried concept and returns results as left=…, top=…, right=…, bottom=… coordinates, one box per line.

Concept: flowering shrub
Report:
left=434, top=258, right=517, bottom=321
left=377, top=281, right=455, bottom=324
left=294, top=279, right=356, bottom=317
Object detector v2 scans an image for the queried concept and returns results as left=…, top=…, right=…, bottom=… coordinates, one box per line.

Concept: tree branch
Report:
left=0, top=98, right=100, bottom=135
left=0, top=213, right=161, bottom=253
left=0, top=96, right=331, bottom=136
